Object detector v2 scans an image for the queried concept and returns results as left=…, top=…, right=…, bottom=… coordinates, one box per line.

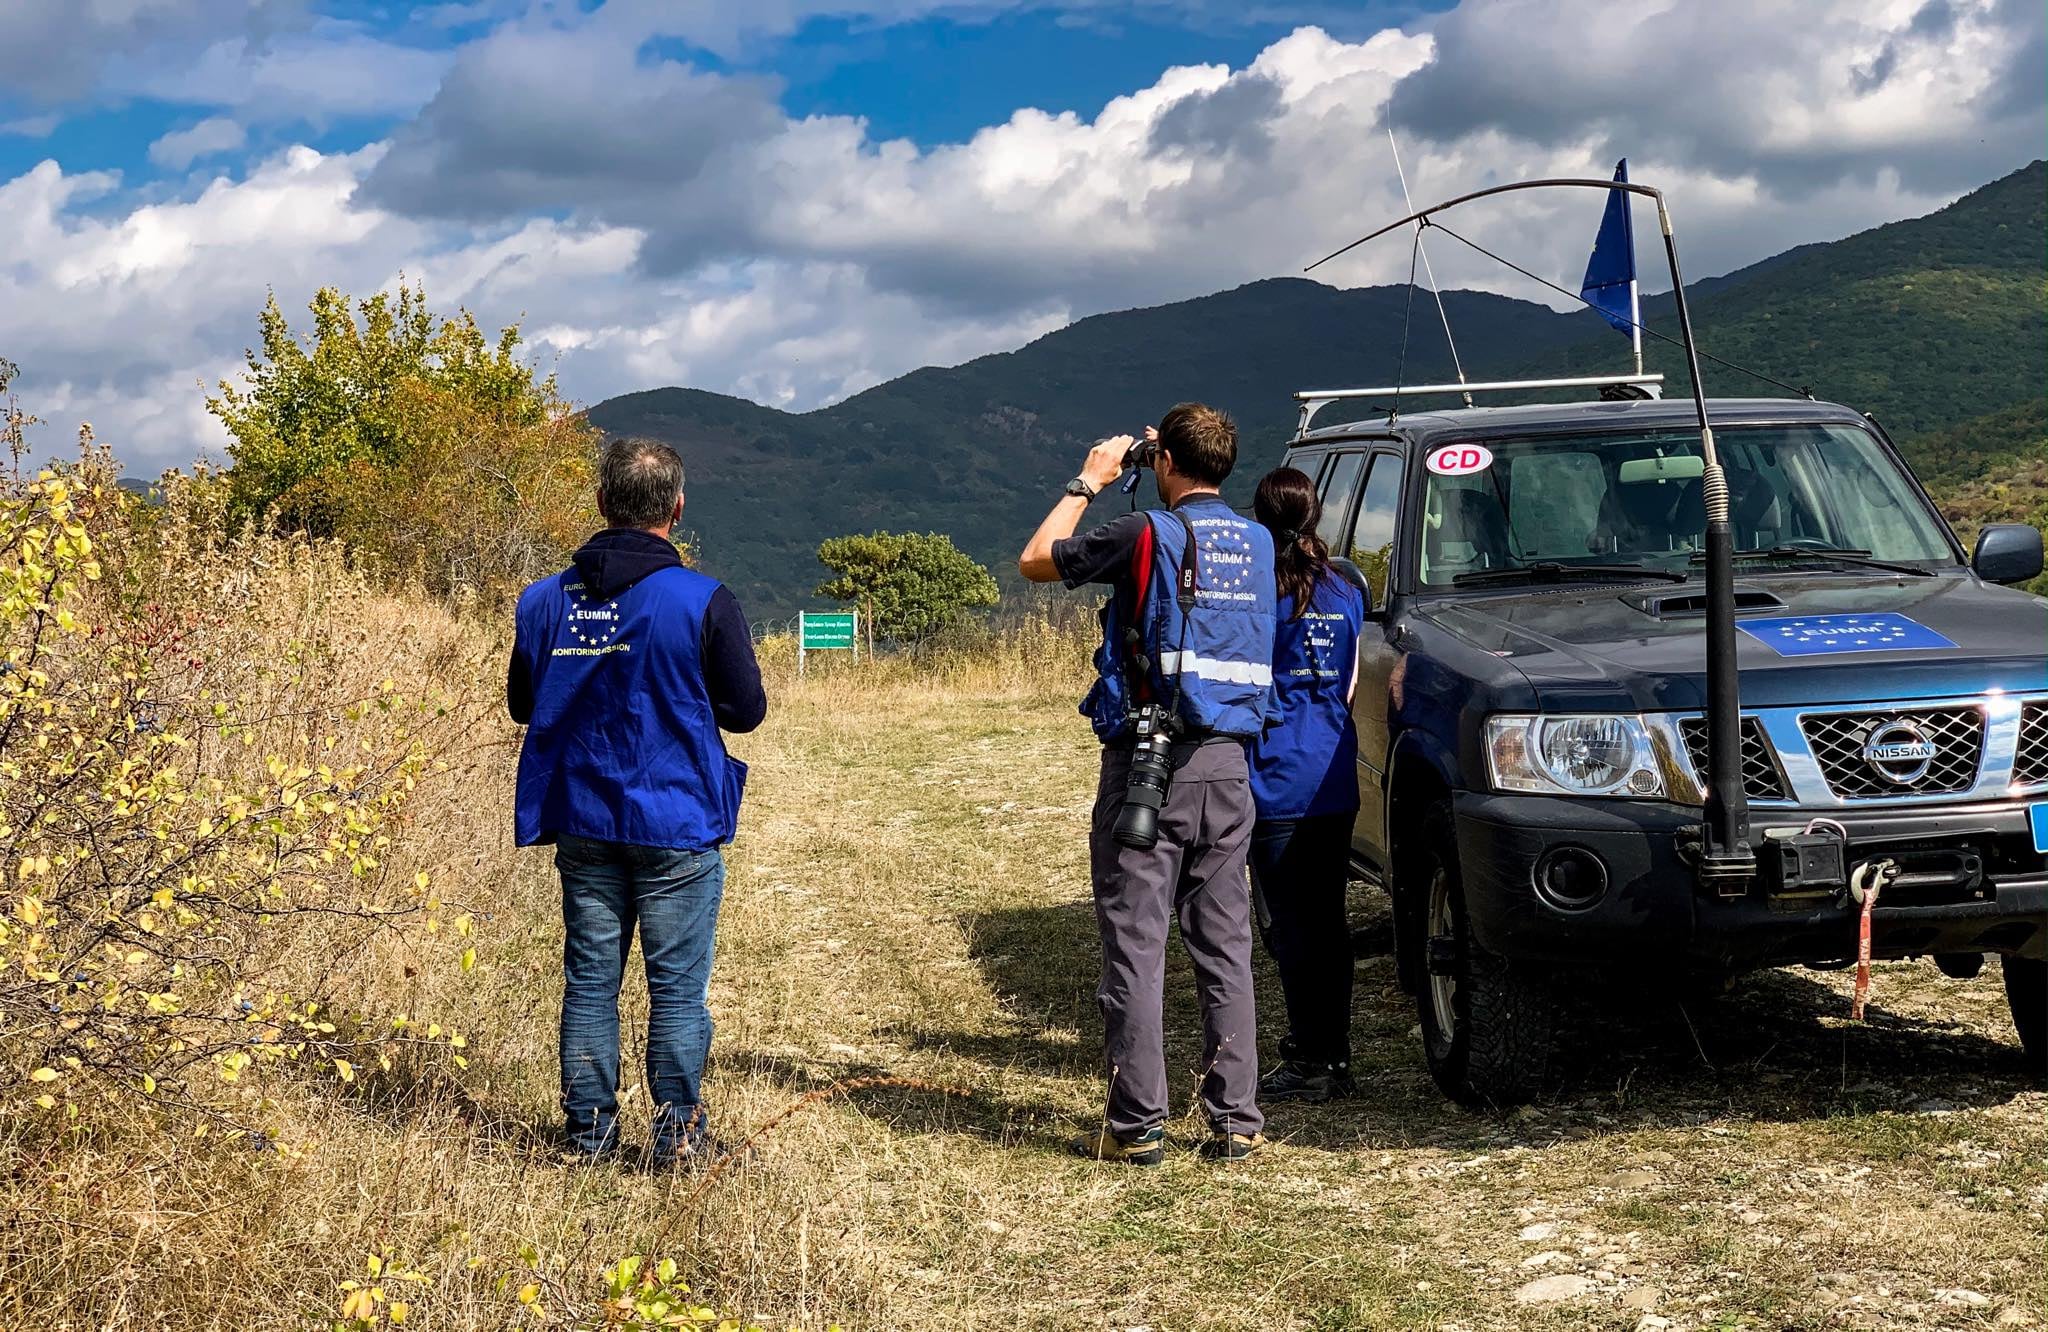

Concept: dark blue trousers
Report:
left=1248, top=812, right=1355, bottom=1066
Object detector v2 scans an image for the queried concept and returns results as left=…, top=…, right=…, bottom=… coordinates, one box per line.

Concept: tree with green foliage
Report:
left=206, top=284, right=600, bottom=598
left=814, top=531, right=1000, bottom=646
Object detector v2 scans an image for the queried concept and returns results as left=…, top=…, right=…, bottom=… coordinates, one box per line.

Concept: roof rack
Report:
left=1293, top=373, right=1665, bottom=436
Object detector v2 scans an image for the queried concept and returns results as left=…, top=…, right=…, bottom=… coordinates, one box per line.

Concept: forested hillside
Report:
left=1918, top=399, right=2048, bottom=595
left=591, top=161, right=2046, bottom=615
left=591, top=282, right=1585, bottom=614
left=1531, top=160, right=2046, bottom=436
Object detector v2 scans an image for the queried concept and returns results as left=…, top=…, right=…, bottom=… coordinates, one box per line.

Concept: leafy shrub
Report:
left=814, top=531, right=999, bottom=647
left=207, top=284, right=600, bottom=601
left=0, top=441, right=489, bottom=1141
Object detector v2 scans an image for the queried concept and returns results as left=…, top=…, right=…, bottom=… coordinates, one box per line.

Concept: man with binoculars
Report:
left=1019, top=403, right=1277, bottom=1165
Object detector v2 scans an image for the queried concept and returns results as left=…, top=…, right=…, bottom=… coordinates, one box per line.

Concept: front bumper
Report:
left=1453, top=792, right=2048, bottom=971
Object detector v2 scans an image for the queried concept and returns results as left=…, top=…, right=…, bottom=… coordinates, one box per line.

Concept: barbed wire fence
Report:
left=750, top=614, right=805, bottom=643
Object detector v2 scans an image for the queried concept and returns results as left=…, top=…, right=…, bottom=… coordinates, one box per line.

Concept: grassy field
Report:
left=6, top=636, right=2045, bottom=1331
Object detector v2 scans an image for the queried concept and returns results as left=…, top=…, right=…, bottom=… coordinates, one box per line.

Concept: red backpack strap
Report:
left=1130, top=514, right=1157, bottom=604
left=1122, top=516, right=1159, bottom=701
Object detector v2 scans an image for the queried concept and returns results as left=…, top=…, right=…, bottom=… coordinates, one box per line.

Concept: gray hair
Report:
left=598, top=437, right=685, bottom=530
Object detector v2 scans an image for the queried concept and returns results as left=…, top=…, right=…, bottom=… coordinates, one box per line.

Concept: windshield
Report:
left=1417, top=423, right=1955, bottom=587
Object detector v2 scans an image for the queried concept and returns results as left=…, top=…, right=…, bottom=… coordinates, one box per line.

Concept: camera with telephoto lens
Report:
left=1113, top=703, right=1181, bottom=849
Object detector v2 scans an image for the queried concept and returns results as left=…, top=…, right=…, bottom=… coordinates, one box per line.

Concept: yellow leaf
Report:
left=34, top=1094, right=55, bottom=1110
left=29, top=1067, right=58, bottom=1082
left=517, top=1283, right=540, bottom=1305
left=335, top=1059, right=356, bottom=1083
left=414, top=871, right=430, bottom=891
left=459, top=947, right=475, bottom=973
left=388, top=1302, right=410, bottom=1324
left=140, top=1074, right=156, bottom=1095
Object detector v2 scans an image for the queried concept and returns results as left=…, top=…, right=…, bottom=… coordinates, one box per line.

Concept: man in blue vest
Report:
left=1019, top=403, right=1277, bottom=1164
left=508, top=437, right=767, bottom=1167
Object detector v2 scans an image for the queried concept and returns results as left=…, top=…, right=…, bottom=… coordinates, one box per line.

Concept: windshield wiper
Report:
left=1452, top=561, right=1689, bottom=587
left=1690, top=545, right=1934, bottom=578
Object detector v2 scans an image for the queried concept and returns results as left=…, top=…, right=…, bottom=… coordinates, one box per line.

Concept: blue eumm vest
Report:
left=1083, top=498, right=1277, bottom=742
left=513, top=564, right=747, bottom=852
left=1249, top=570, right=1366, bottom=820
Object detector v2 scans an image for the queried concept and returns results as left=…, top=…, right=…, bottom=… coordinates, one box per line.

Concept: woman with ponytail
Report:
left=1248, top=466, right=1367, bottom=1103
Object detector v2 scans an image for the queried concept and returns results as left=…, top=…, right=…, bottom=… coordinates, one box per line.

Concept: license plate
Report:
left=2033, top=803, right=2048, bottom=855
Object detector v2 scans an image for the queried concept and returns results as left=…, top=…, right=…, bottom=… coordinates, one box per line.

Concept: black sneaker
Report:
left=650, top=1136, right=749, bottom=1172
left=1199, top=1131, right=1266, bottom=1162
left=556, top=1144, right=618, bottom=1168
left=1068, top=1125, right=1166, bottom=1166
left=1258, top=1059, right=1354, bottom=1103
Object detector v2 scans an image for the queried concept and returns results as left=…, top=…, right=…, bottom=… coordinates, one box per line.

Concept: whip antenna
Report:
left=1385, top=122, right=1472, bottom=407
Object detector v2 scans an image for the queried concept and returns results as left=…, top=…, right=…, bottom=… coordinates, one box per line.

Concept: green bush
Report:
left=814, top=531, right=1000, bottom=647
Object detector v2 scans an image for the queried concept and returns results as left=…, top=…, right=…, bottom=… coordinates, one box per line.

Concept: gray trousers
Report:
left=1089, top=741, right=1263, bottom=1139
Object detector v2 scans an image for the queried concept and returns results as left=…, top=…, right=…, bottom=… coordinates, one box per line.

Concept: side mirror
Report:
left=1329, top=557, right=1375, bottom=614
left=1972, top=524, right=2044, bottom=586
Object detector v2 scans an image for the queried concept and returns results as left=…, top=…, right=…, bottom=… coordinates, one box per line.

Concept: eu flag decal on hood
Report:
left=1580, top=159, right=1636, bottom=336
left=1737, top=613, right=1959, bottom=657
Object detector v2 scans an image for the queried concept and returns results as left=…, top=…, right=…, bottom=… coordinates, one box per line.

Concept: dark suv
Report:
left=1287, top=394, right=2048, bottom=1105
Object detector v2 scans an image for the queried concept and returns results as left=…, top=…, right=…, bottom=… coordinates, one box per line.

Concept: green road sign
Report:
left=798, top=611, right=859, bottom=675
left=800, top=611, right=857, bottom=649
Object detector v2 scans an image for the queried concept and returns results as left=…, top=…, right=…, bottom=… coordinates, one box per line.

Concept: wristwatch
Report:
left=1064, top=476, right=1101, bottom=499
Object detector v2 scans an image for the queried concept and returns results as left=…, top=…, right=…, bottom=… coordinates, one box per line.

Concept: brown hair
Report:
left=1254, top=466, right=1330, bottom=618
left=1156, top=402, right=1236, bottom=486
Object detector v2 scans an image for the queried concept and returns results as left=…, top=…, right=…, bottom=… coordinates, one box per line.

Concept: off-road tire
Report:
left=1409, top=805, right=1554, bottom=1108
left=2001, top=955, right=2047, bottom=1079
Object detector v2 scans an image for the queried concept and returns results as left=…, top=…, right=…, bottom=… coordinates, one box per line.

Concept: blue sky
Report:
left=0, top=4, right=1442, bottom=181
left=1, top=0, right=2038, bottom=471
left=763, top=7, right=1437, bottom=143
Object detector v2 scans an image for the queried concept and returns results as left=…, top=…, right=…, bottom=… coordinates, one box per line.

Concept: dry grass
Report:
left=4, top=594, right=2044, bottom=1332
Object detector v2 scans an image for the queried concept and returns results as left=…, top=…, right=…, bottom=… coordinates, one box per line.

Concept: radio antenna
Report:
left=1385, top=121, right=1472, bottom=407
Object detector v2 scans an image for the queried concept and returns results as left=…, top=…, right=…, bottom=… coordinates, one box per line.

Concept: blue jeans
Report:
left=555, top=835, right=725, bottom=1158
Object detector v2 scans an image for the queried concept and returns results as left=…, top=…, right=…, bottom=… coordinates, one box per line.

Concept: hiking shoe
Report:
left=556, top=1145, right=618, bottom=1168
left=1199, top=1131, right=1266, bottom=1162
left=1068, top=1126, right=1166, bottom=1166
left=650, top=1136, right=749, bottom=1172
left=1258, top=1059, right=1354, bottom=1104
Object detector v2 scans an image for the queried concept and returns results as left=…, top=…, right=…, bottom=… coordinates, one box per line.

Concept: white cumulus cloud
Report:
left=148, top=118, right=251, bottom=170
left=1, top=1, right=2040, bottom=478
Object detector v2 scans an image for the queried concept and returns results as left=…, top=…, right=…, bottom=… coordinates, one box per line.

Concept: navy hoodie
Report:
left=508, top=528, right=766, bottom=733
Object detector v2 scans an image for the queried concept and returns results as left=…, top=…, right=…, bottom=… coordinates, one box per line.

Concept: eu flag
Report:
left=1580, top=159, right=1635, bottom=335
left=1735, top=613, right=1958, bottom=657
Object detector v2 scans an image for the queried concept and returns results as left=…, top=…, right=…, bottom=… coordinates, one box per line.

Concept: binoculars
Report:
left=1117, top=435, right=1159, bottom=495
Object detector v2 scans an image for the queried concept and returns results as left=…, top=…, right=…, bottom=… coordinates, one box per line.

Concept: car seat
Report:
left=1428, top=487, right=1512, bottom=578
left=1673, top=474, right=1787, bottom=548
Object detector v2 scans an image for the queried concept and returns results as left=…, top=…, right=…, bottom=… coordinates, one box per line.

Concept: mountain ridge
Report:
left=589, top=159, right=2046, bottom=616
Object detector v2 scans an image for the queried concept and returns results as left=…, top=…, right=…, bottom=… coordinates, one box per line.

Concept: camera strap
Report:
left=1169, top=509, right=1199, bottom=614
left=1120, top=508, right=1201, bottom=706
left=1163, top=510, right=1198, bottom=727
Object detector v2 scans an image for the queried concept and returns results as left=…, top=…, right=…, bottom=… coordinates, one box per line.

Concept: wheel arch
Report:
left=1387, top=729, right=1460, bottom=876
left=1385, top=730, right=1460, bottom=993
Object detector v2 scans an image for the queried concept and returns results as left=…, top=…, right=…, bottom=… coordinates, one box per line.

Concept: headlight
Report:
left=1485, top=714, right=1667, bottom=798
